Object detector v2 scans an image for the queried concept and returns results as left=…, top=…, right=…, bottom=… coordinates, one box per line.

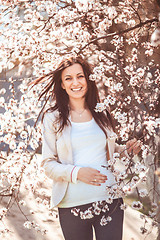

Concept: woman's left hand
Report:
left=126, top=138, right=142, bottom=155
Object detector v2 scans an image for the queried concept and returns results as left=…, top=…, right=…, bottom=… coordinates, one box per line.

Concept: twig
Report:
left=15, top=197, right=29, bottom=221
left=129, top=4, right=142, bottom=23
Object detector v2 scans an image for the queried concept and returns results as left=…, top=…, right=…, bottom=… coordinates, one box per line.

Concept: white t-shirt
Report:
left=58, top=118, right=117, bottom=208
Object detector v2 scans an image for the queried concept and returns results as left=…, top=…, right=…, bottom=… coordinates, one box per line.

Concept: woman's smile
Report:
left=71, top=87, right=83, bottom=92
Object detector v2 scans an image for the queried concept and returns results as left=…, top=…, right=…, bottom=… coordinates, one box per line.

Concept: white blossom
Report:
left=100, top=215, right=112, bottom=226
left=19, top=200, right=26, bottom=206
left=151, top=28, right=160, bottom=47
left=131, top=201, right=143, bottom=210
left=0, top=88, right=6, bottom=95
left=136, top=68, right=145, bottom=77
left=24, top=221, right=32, bottom=229
left=139, top=189, right=148, bottom=198
left=95, top=103, right=106, bottom=112
left=120, top=203, right=128, bottom=210
left=0, top=208, right=8, bottom=218
left=71, top=208, right=80, bottom=216
left=80, top=208, right=94, bottom=219
left=115, top=111, right=127, bottom=124
left=140, top=227, right=148, bottom=234
left=75, top=0, right=92, bottom=12
left=0, top=97, right=5, bottom=107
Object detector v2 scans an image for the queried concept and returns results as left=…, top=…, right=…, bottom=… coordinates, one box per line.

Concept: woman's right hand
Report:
left=77, top=167, right=108, bottom=186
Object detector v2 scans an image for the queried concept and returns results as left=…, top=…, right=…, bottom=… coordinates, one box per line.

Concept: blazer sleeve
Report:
left=41, top=112, right=80, bottom=183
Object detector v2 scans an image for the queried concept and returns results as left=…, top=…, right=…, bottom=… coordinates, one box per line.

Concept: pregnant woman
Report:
left=34, top=56, right=141, bottom=240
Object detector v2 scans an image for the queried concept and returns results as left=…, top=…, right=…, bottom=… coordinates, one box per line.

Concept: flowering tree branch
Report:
left=79, top=18, right=159, bottom=53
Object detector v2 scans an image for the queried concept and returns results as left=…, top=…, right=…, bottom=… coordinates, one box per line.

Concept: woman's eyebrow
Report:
left=65, top=75, right=71, bottom=77
left=77, top=72, right=84, bottom=75
left=65, top=72, right=84, bottom=77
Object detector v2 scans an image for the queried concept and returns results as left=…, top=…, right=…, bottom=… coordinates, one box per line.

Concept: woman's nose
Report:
left=72, top=77, right=79, bottom=85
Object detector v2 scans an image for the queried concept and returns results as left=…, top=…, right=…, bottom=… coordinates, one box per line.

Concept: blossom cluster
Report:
left=23, top=220, right=47, bottom=235
left=0, top=78, right=48, bottom=234
left=71, top=200, right=114, bottom=225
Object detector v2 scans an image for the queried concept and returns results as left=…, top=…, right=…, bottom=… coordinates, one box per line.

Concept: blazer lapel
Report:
left=62, top=116, right=73, bottom=164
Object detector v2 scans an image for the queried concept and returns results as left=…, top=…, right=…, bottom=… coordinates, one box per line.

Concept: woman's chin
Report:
left=68, top=90, right=87, bottom=99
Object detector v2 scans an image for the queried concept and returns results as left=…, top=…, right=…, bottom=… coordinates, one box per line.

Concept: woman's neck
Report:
left=69, top=98, right=87, bottom=111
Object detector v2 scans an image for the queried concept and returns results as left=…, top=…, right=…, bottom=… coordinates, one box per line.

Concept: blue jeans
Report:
left=58, top=198, right=124, bottom=240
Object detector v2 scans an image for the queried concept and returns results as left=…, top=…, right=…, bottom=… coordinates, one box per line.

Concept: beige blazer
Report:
left=41, top=111, right=128, bottom=209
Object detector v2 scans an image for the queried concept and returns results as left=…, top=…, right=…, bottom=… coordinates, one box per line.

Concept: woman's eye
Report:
left=65, top=78, right=71, bottom=81
left=78, top=75, right=84, bottom=78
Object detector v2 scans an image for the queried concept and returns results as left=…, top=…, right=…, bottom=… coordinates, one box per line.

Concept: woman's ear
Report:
left=61, top=82, right=65, bottom=89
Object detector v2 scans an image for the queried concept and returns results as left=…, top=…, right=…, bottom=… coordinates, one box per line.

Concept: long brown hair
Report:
left=31, top=56, right=114, bottom=136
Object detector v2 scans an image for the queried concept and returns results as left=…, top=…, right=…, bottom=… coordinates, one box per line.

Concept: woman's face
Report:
left=61, top=63, right=88, bottom=101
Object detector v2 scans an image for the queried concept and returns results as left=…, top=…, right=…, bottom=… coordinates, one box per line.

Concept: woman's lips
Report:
left=71, top=87, right=82, bottom=92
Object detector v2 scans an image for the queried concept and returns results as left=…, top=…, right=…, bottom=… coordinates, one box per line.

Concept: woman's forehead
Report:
left=61, top=63, right=84, bottom=77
